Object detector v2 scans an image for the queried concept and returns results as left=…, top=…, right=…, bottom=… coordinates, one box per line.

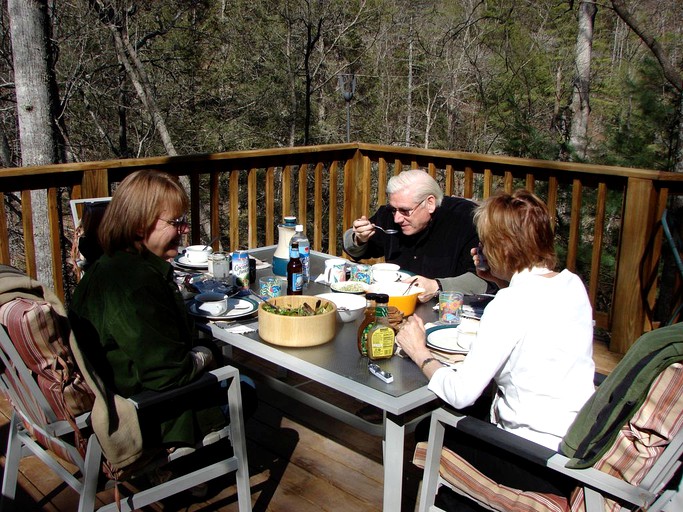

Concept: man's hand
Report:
left=352, top=216, right=376, bottom=244
left=402, top=275, right=439, bottom=302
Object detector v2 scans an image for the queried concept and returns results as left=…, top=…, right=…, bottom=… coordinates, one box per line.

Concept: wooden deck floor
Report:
left=0, top=338, right=621, bottom=512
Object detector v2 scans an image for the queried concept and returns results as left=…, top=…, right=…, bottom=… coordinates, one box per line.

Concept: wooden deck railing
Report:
left=1, top=142, right=682, bottom=353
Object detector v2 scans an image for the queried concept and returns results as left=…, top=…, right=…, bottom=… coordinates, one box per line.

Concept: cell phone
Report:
left=476, top=245, right=490, bottom=272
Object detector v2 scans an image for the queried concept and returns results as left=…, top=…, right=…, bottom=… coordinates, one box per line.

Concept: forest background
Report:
left=0, top=0, right=682, bottom=316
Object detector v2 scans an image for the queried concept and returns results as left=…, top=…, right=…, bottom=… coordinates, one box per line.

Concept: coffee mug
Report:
left=324, top=259, right=347, bottom=284
left=350, top=263, right=372, bottom=284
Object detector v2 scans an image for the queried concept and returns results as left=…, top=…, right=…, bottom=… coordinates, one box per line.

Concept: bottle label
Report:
left=359, top=324, right=373, bottom=356
left=291, top=273, right=303, bottom=292
left=368, top=327, right=395, bottom=359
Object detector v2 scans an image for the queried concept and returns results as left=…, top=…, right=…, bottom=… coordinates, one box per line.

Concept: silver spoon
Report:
left=201, top=235, right=220, bottom=251
left=372, top=224, right=399, bottom=235
left=403, top=277, right=419, bottom=295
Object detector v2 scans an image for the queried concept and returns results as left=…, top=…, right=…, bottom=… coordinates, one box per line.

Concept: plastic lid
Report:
left=283, top=216, right=297, bottom=226
left=374, top=293, right=389, bottom=303
left=295, top=224, right=304, bottom=231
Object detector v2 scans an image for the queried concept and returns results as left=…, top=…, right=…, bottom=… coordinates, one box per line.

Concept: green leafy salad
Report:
left=262, top=299, right=334, bottom=316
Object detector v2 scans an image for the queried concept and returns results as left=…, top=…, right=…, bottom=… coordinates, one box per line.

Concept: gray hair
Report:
left=386, top=169, right=444, bottom=206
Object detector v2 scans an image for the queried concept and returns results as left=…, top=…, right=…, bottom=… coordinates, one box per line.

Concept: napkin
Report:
left=216, top=320, right=258, bottom=334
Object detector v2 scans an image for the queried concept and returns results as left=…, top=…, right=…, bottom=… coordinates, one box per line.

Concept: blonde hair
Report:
left=474, top=189, right=556, bottom=276
left=98, top=170, right=188, bottom=255
left=386, top=169, right=444, bottom=206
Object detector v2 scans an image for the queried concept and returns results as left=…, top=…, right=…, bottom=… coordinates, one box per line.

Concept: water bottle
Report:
left=290, top=224, right=310, bottom=283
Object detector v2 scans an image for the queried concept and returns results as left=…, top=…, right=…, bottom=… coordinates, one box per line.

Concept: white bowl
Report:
left=195, top=292, right=227, bottom=316
left=316, top=292, right=366, bottom=323
left=185, top=245, right=213, bottom=264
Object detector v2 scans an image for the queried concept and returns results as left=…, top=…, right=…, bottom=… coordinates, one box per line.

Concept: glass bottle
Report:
left=286, top=241, right=303, bottom=295
left=357, top=293, right=378, bottom=356
left=290, top=224, right=310, bottom=283
left=367, top=294, right=395, bottom=360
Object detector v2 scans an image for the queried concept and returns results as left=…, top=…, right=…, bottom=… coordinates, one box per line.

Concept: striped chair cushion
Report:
left=414, top=363, right=683, bottom=512
left=569, top=362, right=683, bottom=512
left=413, top=443, right=570, bottom=512
left=0, top=298, right=94, bottom=419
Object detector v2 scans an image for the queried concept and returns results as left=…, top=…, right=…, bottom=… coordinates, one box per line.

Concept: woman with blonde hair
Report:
left=397, top=189, right=595, bottom=510
left=69, top=169, right=256, bottom=456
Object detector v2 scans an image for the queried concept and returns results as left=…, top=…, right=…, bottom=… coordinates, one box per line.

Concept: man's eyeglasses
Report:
left=159, top=215, right=189, bottom=231
left=387, top=198, right=426, bottom=217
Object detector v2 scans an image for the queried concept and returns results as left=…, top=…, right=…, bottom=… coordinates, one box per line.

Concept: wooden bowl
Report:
left=258, top=295, right=337, bottom=347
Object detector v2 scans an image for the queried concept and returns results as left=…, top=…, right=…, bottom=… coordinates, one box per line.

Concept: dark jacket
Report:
left=560, top=323, right=683, bottom=468
left=344, top=196, right=480, bottom=279
left=69, top=250, right=225, bottom=448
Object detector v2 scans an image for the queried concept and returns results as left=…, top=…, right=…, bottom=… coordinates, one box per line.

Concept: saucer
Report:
left=175, top=255, right=209, bottom=269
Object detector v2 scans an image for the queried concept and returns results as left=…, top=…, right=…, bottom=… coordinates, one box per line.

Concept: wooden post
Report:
left=81, top=169, right=109, bottom=198
left=610, top=177, right=658, bottom=353
left=343, top=149, right=366, bottom=232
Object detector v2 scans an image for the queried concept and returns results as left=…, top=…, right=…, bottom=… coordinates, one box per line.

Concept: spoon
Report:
left=202, top=235, right=220, bottom=251
left=403, top=277, right=419, bottom=295
left=372, top=224, right=399, bottom=235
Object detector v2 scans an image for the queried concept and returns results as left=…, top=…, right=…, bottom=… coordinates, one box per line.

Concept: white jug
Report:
left=272, top=216, right=297, bottom=276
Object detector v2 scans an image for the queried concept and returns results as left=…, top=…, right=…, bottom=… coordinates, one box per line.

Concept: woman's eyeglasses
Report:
left=387, top=198, right=426, bottom=217
left=159, top=215, right=189, bottom=231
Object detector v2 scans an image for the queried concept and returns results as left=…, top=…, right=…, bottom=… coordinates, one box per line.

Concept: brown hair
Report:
left=474, top=189, right=557, bottom=276
left=98, top=170, right=188, bottom=255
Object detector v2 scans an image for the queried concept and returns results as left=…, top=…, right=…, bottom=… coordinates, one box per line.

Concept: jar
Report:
left=208, top=252, right=230, bottom=280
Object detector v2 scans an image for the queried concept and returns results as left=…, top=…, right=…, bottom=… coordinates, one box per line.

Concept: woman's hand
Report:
left=395, top=315, right=431, bottom=362
left=471, top=247, right=509, bottom=289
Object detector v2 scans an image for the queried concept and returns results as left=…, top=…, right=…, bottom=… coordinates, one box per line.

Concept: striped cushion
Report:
left=413, top=442, right=569, bottom=512
left=569, top=362, right=683, bottom=512
left=0, top=298, right=94, bottom=419
left=414, top=363, right=683, bottom=512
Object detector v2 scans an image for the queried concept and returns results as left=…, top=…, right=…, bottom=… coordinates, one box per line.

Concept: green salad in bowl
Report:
left=330, top=281, right=369, bottom=294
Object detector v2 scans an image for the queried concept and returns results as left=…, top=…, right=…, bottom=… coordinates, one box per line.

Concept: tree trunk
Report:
left=568, top=1, right=597, bottom=162
left=405, top=18, right=414, bottom=147
left=8, top=0, right=64, bottom=287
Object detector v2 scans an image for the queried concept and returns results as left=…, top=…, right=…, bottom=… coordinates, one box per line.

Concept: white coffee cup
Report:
left=372, top=263, right=400, bottom=283
left=324, top=259, right=347, bottom=284
left=185, top=245, right=213, bottom=264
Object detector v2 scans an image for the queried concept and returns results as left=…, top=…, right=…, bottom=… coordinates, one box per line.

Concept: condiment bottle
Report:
left=367, top=294, right=395, bottom=360
left=357, top=293, right=378, bottom=356
left=286, top=240, right=303, bottom=295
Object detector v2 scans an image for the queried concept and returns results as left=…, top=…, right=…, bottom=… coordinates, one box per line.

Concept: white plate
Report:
left=426, top=325, right=468, bottom=354
left=175, top=255, right=209, bottom=269
left=188, top=297, right=259, bottom=320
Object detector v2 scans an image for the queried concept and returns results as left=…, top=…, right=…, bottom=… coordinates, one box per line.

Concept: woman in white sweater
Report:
left=397, top=189, right=595, bottom=511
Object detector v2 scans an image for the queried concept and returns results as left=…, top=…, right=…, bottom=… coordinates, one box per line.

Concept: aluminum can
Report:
left=232, top=250, right=250, bottom=289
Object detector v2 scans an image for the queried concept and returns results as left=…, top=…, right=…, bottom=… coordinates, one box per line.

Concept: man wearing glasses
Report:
left=343, top=168, right=491, bottom=296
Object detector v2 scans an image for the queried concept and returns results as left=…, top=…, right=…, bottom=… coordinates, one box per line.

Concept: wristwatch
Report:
left=420, top=357, right=444, bottom=371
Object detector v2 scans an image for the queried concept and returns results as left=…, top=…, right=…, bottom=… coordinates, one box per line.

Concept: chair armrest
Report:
left=127, top=365, right=239, bottom=409
left=428, top=407, right=658, bottom=507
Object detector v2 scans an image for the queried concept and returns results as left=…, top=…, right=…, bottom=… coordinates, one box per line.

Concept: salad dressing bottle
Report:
left=357, top=293, right=378, bottom=356
left=367, top=294, right=395, bottom=360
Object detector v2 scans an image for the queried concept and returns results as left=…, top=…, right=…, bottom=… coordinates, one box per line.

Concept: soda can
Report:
left=232, top=251, right=250, bottom=290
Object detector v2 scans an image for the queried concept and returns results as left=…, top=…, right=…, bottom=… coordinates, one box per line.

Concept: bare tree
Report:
left=8, top=0, right=64, bottom=287
left=568, top=0, right=597, bottom=161
left=89, top=0, right=178, bottom=156
left=610, top=0, right=683, bottom=172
